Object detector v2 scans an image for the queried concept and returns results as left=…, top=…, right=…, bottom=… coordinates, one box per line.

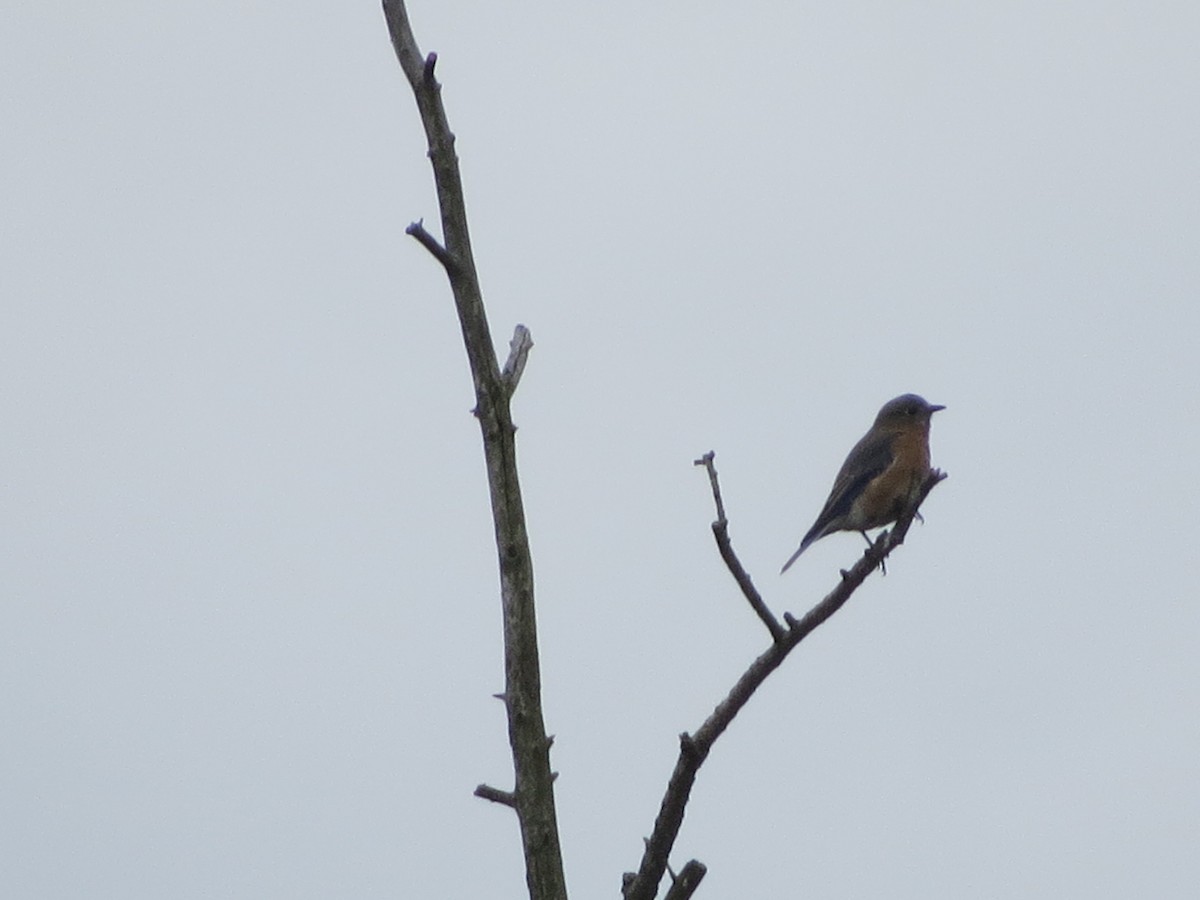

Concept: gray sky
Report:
left=4, top=2, right=1199, bottom=897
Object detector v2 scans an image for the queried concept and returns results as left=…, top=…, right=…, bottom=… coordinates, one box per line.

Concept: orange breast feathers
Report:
left=848, top=423, right=933, bottom=531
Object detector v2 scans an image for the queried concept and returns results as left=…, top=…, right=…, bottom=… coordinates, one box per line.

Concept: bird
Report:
left=781, top=394, right=944, bottom=573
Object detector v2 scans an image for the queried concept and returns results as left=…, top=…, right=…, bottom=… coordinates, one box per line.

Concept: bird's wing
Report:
left=781, top=430, right=896, bottom=573
left=813, top=429, right=895, bottom=530
left=796, top=430, right=895, bottom=548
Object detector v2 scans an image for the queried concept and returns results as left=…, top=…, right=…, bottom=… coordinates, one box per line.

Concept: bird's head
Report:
left=875, top=394, right=945, bottom=428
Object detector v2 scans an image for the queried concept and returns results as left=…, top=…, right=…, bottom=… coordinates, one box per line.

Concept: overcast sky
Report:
left=3, top=2, right=1199, bottom=898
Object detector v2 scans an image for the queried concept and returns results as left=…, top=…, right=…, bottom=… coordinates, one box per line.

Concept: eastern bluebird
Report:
left=781, top=394, right=944, bottom=573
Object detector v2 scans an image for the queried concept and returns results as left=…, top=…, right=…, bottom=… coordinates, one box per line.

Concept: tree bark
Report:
left=381, top=4, right=568, bottom=899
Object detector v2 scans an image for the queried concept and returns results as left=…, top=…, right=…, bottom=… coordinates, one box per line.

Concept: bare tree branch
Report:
left=693, top=452, right=784, bottom=642
left=502, top=324, right=534, bottom=393
left=622, top=469, right=946, bottom=900
left=663, top=861, right=708, bottom=900
left=474, top=784, right=518, bottom=808
left=382, top=4, right=567, bottom=899
left=405, top=218, right=458, bottom=274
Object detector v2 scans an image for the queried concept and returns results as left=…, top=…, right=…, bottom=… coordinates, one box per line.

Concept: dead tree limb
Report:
left=694, top=452, right=784, bottom=642
left=382, top=4, right=567, bottom=899
left=663, top=860, right=707, bottom=900
left=622, top=467, right=946, bottom=899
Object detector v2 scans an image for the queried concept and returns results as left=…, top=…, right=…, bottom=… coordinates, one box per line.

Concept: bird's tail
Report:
left=780, top=545, right=805, bottom=574
left=780, top=535, right=814, bottom=573
left=780, top=522, right=825, bottom=573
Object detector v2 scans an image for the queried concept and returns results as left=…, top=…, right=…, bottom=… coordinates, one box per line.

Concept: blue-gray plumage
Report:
left=781, top=394, right=944, bottom=573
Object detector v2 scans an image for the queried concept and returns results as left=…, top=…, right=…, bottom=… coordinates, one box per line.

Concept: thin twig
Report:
left=623, top=469, right=946, bottom=900
left=475, top=784, right=518, bottom=807
left=406, top=219, right=458, bottom=274
left=693, top=451, right=726, bottom=522
left=693, top=452, right=784, bottom=642
left=502, top=324, right=534, bottom=393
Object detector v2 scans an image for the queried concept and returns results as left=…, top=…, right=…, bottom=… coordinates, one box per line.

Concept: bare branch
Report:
left=502, top=324, right=534, bottom=393
left=693, top=452, right=784, bottom=642
left=405, top=218, right=458, bottom=274
left=692, top=451, right=726, bottom=522
left=623, top=469, right=946, bottom=900
left=475, top=784, right=518, bottom=808
left=382, top=1, right=494, bottom=393
left=383, top=3, right=565, bottom=898
left=664, top=861, right=707, bottom=900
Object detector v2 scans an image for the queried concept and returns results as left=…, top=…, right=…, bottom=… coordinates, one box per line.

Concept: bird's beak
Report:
left=929, top=404, right=946, bottom=413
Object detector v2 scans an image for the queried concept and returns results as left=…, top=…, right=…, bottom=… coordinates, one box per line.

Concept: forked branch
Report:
left=622, top=466, right=946, bottom=899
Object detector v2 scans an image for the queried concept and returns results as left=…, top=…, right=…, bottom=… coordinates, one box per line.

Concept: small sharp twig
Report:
left=692, top=452, right=784, bottom=642
left=501, top=324, right=534, bottom=393
left=405, top=219, right=459, bottom=274
left=474, top=783, right=517, bottom=807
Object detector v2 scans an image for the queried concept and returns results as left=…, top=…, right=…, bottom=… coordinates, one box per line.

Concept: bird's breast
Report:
left=848, top=428, right=931, bottom=530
